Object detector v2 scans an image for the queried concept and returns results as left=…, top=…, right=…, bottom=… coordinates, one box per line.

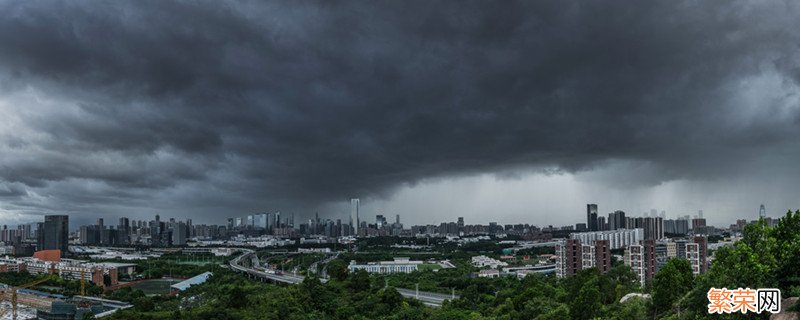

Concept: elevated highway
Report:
left=229, top=250, right=458, bottom=307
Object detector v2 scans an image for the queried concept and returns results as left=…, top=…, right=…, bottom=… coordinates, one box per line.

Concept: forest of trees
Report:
left=102, top=210, right=800, bottom=320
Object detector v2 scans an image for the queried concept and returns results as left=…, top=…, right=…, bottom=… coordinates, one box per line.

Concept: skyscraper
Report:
left=759, top=204, right=766, bottom=218
left=172, top=222, right=187, bottom=246
left=41, top=215, right=69, bottom=255
left=608, top=210, right=626, bottom=230
left=587, top=204, right=598, bottom=231
left=351, top=198, right=360, bottom=234
left=375, top=215, right=386, bottom=228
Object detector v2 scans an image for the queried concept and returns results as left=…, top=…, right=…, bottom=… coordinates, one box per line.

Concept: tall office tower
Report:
left=376, top=215, right=386, bottom=228
left=267, top=213, right=275, bottom=231
left=275, top=212, right=281, bottom=228
left=587, top=204, right=598, bottom=231
left=227, top=218, right=234, bottom=230
left=597, top=216, right=607, bottom=231
left=614, top=210, right=626, bottom=230
left=42, top=215, right=69, bottom=255
left=396, top=214, right=400, bottom=225
left=118, top=217, right=130, bottom=245
left=155, top=214, right=160, bottom=222
left=351, top=198, right=360, bottom=234
left=119, top=217, right=129, bottom=230
left=607, top=212, right=616, bottom=230
left=759, top=204, right=766, bottom=218
left=256, top=213, right=267, bottom=229
left=172, top=222, right=187, bottom=246
left=457, top=217, right=464, bottom=228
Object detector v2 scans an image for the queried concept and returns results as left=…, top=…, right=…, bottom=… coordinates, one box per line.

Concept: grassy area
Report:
left=418, top=263, right=442, bottom=271
left=130, top=279, right=180, bottom=295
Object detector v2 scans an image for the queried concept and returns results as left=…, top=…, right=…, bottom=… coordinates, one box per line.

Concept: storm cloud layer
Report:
left=1, top=1, right=800, bottom=225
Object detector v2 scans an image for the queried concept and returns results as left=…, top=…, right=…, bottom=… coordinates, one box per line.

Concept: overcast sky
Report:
left=1, top=1, right=799, bottom=227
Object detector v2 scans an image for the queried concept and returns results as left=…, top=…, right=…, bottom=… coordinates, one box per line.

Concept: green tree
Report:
left=570, top=278, right=601, bottom=320
left=327, top=260, right=349, bottom=281
left=651, top=258, right=693, bottom=317
left=348, top=269, right=372, bottom=292
left=535, top=304, right=570, bottom=320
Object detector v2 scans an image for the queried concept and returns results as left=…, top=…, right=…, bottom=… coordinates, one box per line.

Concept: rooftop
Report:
left=170, top=272, right=213, bottom=292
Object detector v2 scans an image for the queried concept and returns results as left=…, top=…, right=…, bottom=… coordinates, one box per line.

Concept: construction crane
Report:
left=8, top=278, right=50, bottom=320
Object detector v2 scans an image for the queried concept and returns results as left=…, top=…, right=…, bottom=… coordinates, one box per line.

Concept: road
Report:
left=395, top=288, right=459, bottom=307
left=229, top=250, right=458, bottom=307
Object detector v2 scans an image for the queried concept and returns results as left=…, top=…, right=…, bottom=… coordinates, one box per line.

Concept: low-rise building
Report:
left=478, top=269, right=500, bottom=278
left=471, top=255, right=508, bottom=269
left=348, top=257, right=422, bottom=274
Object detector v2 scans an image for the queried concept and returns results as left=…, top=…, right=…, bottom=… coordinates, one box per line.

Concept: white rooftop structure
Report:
left=348, top=258, right=423, bottom=274
left=170, top=272, right=213, bottom=292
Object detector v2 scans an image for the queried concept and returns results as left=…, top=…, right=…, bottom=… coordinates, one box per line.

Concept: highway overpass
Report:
left=229, top=250, right=458, bottom=307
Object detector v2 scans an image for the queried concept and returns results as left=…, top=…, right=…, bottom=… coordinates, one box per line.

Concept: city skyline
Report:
left=0, top=197, right=783, bottom=228
left=2, top=1, right=800, bottom=226
left=0, top=201, right=775, bottom=233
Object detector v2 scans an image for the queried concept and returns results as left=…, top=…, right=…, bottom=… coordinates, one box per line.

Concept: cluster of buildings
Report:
left=555, top=234, right=709, bottom=285
left=623, top=237, right=708, bottom=284
left=79, top=215, right=223, bottom=247
left=0, top=249, right=128, bottom=289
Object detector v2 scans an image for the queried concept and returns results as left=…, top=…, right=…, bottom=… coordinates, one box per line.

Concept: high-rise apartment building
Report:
left=608, top=210, right=626, bottom=230
left=555, top=239, right=582, bottom=278
left=556, top=239, right=611, bottom=278
left=625, top=244, right=645, bottom=285
left=571, top=228, right=644, bottom=250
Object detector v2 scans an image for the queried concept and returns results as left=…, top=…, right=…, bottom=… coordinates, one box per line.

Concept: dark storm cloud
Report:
left=1, top=0, right=799, bottom=221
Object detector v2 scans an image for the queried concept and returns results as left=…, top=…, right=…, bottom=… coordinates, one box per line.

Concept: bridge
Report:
left=229, top=250, right=458, bottom=307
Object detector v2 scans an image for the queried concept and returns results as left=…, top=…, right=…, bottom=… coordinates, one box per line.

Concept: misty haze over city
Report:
left=2, top=1, right=800, bottom=227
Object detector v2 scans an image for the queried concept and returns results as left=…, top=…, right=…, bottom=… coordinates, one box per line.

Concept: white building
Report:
left=572, top=228, right=644, bottom=250
left=471, top=255, right=508, bottom=269
left=348, top=257, right=422, bottom=274
left=686, top=242, right=701, bottom=275
left=581, top=244, right=596, bottom=269
left=624, top=244, right=646, bottom=285
left=478, top=269, right=501, bottom=278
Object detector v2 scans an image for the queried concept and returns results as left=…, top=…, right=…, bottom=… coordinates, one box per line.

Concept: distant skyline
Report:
left=2, top=1, right=800, bottom=226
